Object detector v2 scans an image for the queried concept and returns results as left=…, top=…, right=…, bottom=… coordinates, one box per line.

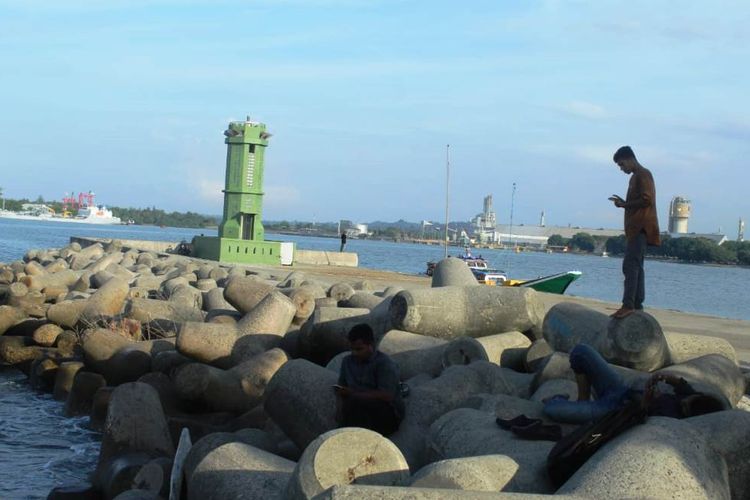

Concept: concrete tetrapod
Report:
left=187, top=442, right=295, bottom=500
left=473, top=331, right=531, bottom=370
left=409, top=455, right=520, bottom=492
left=430, top=257, right=479, bottom=288
left=426, top=408, right=554, bottom=494
left=174, top=348, right=288, bottom=413
left=300, top=306, right=371, bottom=364
left=557, top=417, right=730, bottom=499
left=686, top=409, right=750, bottom=500
left=81, top=328, right=133, bottom=375
left=390, top=364, right=486, bottom=470
left=32, top=323, right=63, bottom=347
left=53, top=361, right=84, bottom=401
left=327, top=282, right=355, bottom=302
left=212, top=291, right=296, bottom=364
left=182, top=431, right=278, bottom=481
left=235, top=289, right=295, bottom=332
left=524, top=339, right=552, bottom=372
left=339, top=291, right=384, bottom=311
left=286, top=428, right=410, bottom=500
left=378, top=329, right=446, bottom=355
left=22, top=269, right=79, bottom=292
left=98, top=382, right=175, bottom=468
left=390, top=362, right=532, bottom=471
left=390, top=337, right=488, bottom=380
left=263, top=359, right=339, bottom=450
left=664, top=331, right=738, bottom=365
left=313, top=485, right=580, bottom=499
left=64, top=371, right=106, bottom=417
left=47, top=300, right=88, bottom=329
left=281, top=286, right=316, bottom=324
left=542, top=302, right=669, bottom=371
left=125, top=298, right=204, bottom=324
left=222, top=276, right=274, bottom=314
left=202, top=287, right=234, bottom=313
left=389, top=286, right=544, bottom=340
left=654, top=353, right=745, bottom=406
left=176, top=322, right=240, bottom=369
left=79, top=277, right=130, bottom=325
left=0, top=305, right=24, bottom=335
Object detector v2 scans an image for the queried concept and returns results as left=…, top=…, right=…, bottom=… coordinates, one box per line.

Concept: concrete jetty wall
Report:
left=70, top=236, right=359, bottom=267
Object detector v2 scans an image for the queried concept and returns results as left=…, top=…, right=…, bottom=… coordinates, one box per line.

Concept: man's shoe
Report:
left=611, top=307, right=635, bottom=319
left=511, top=421, right=563, bottom=441
left=496, top=415, right=541, bottom=430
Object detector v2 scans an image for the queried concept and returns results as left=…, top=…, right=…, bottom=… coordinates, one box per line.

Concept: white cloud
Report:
left=265, top=185, right=302, bottom=207
left=562, top=101, right=607, bottom=120
left=194, top=178, right=223, bottom=204
left=573, top=145, right=615, bottom=165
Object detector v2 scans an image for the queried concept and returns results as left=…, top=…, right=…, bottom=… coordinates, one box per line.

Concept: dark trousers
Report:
left=340, top=398, right=401, bottom=436
left=622, top=231, right=647, bottom=309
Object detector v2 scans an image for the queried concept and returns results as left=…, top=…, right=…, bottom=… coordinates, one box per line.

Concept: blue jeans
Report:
left=543, top=344, right=630, bottom=424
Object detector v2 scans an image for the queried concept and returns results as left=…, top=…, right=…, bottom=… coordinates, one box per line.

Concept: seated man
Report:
left=543, top=343, right=726, bottom=424
left=335, top=324, right=404, bottom=436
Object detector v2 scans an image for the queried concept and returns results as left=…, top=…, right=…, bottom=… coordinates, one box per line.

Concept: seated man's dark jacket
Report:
left=338, top=350, right=405, bottom=418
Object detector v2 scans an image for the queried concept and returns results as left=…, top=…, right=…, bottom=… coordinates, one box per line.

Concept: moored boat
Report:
left=0, top=191, right=121, bottom=225
left=426, top=249, right=582, bottom=294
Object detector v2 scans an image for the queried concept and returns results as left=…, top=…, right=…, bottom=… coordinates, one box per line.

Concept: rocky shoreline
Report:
left=1, top=239, right=749, bottom=499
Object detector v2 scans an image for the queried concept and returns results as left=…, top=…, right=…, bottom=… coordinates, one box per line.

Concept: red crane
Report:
left=62, top=191, right=96, bottom=213
left=78, top=191, right=95, bottom=208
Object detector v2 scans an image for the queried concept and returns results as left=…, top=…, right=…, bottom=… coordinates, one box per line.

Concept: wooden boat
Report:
left=426, top=250, right=582, bottom=294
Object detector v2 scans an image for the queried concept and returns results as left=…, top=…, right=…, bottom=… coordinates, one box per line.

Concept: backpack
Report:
left=546, top=399, right=646, bottom=488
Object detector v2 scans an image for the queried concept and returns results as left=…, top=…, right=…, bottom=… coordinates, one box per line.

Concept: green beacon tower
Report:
left=192, top=117, right=294, bottom=265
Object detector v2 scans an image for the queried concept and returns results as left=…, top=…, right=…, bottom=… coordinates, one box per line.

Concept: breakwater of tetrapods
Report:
left=1, top=237, right=749, bottom=499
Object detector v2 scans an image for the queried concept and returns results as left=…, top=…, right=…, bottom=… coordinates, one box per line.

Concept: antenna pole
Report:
left=444, top=144, right=450, bottom=259
left=509, top=182, right=516, bottom=248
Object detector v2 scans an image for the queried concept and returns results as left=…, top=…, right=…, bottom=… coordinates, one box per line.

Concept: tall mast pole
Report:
left=444, top=144, right=450, bottom=258
left=509, top=182, right=516, bottom=249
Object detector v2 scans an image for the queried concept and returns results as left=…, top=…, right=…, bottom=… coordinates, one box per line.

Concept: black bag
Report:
left=546, top=399, right=646, bottom=487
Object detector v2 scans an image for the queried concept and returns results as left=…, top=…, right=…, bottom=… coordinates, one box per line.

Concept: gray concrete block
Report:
left=410, top=455, right=519, bottom=491
left=426, top=408, right=554, bottom=494
left=557, top=417, right=730, bottom=500
left=286, top=428, right=410, bottom=499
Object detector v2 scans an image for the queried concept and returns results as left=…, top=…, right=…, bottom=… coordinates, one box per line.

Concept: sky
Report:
left=0, top=0, right=748, bottom=235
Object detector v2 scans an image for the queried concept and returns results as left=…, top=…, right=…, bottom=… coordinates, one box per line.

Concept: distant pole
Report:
left=509, top=182, right=516, bottom=248
left=444, top=144, right=450, bottom=258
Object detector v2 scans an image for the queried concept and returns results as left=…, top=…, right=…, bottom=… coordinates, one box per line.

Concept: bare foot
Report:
left=610, top=307, right=635, bottom=319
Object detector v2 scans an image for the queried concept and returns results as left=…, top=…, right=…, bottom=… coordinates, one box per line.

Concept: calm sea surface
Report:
left=1, top=217, right=749, bottom=498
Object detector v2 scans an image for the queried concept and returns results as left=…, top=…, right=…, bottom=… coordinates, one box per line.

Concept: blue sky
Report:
left=1, top=0, right=748, bottom=234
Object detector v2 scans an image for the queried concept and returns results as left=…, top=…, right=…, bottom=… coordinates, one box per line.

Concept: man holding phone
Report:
left=609, top=146, right=660, bottom=319
left=334, top=323, right=404, bottom=436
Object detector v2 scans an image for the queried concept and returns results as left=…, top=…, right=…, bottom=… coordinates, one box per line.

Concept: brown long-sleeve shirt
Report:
left=624, top=166, right=660, bottom=245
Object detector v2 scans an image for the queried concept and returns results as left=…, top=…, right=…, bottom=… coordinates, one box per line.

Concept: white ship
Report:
left=0, top=192, right=122, bottom=225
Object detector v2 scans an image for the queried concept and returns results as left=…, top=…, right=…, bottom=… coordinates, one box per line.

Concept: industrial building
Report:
left=339, top=220, right=370, bottom=237
left=468, top=193, right=731, bottom=249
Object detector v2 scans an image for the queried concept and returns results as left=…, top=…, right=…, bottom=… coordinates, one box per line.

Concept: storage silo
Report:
left=668, top=196, right=691, bottom=234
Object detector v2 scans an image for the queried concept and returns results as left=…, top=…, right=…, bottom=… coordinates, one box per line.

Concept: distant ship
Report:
left=0, top=191, right=122, bottom=225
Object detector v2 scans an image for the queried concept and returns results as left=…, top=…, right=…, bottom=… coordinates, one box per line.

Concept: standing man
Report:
left=334, top=324, right=404, bottom=436
left=609, top=146, right=660, bottom=318
left=340, top=231, right=347, bottom=252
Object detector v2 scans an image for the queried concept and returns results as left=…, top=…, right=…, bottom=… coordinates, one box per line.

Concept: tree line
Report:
left=550, top=232, right=749, bottom=265
left=0, top=192, right=219, bottom=229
